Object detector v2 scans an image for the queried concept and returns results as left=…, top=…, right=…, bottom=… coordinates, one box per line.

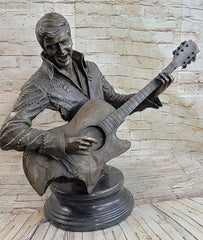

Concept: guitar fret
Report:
left=108, top=115, right=120, bottom=128
left=121, top=106, right=130, bottom=116
left=163, top=62, right=176, bottom=74
left=144, top=80, right=158, bottom=96
left=116, top=108, right=128, bottom=121
left=130, top=97, right=139, bottom=108
left=105, top=118, right=115, bottom=131
left=120, top=106, right=130, bottom=116
left=99, top=121, right=112, bottom=134
left=125, top=100, right=135, bottom=112
left=124, top=97, right=138, bottom=113
left=110, top=114, right=121, bottom=125
left=134, top=91, right=145, bottom=103
left=144, top=84, right=153, bottom=95
left=140, top=88, right=149, bottom=99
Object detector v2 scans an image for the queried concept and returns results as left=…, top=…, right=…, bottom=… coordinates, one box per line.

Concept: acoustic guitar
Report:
left=23, top=40, right=199, bottom=195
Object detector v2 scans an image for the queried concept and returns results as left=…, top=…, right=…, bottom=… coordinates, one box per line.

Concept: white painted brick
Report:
left=30, top=3, right=43, bottom=15
left=2, top=42, right=41, bottom=56
left=75, top=27, right=109, bottom=40
left=120, top=55, right=163, bottom=70
left=0, top=91, right=20, bottom=104
left=0, top=3, right=29, bottom=13
left=0, top=56, right=17, bottom=67
left=44, top=3, right=74, bottom=16
left=0, top=103, right=14, bottom=116
left=0, top=14, right=39, bottom=29
left=1, top=68, right=33, bottom=81
left=0, top=28, right=36, bottom=43
left=130, top=140, right=141, bottom=150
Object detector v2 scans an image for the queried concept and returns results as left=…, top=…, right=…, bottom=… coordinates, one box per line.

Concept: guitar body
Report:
left=23, top=100, right=131, bottom=195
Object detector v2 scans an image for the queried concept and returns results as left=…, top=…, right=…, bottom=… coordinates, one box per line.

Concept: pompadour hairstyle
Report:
left=35, top=12, right=71, bottom=49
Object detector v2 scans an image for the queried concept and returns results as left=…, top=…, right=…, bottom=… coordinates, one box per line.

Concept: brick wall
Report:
left=0, top=0, right=202, bottom=158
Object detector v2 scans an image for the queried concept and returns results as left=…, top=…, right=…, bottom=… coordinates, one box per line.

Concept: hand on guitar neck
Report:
left=150, top=72, right=174, bottom=99
left=147, top=39, right=199, bottom=101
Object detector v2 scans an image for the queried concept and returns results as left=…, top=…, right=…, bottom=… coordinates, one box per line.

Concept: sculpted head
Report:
left=35, top=12, right=73, bottom=68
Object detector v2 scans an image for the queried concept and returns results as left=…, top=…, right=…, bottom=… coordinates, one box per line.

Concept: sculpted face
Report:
left=43, top=28, right=73, bottom=69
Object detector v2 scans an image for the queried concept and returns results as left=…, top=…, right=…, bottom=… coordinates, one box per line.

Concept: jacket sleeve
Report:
left=100, top=71, right=162, bottom=112
left=0, top=83, right=66, bottom=160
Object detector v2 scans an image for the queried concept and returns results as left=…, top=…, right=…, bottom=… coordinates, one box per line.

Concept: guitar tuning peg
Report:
left=173, top=50, right=176, bottom=55
left=188, top=60, right=191, bottom=64
left=181, top=41, right=187, bottom=45
left=182, top=65, right=187, bottom=69
left=192, top=56, right=196, bottom=62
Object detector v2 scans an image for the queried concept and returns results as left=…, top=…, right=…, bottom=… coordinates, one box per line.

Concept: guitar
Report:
left=23, top=40, right=199, bottom=196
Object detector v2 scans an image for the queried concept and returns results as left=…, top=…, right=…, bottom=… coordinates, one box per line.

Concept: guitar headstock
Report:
left=172, top=40, right=200, bottom=69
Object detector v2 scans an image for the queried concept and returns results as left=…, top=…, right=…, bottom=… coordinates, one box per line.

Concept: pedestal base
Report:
left=44, top=166, right=134, bottom=232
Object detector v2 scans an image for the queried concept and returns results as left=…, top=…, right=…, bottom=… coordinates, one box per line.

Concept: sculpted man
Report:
left=0, top=13, right=173, bottom=195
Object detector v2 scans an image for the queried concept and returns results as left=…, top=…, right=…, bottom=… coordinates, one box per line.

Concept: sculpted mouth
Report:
left=57, top=54, right=69, bottom=62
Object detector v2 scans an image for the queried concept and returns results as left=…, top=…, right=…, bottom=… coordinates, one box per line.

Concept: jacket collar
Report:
left=41, top=50, right=87, bottom=80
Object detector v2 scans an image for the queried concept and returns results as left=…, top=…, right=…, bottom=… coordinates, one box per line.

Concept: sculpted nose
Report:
left=58, top=43, right=66, bottom=54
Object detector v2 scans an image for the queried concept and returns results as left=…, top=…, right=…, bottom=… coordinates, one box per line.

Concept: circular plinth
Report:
left=44, top=166, right=134, bottom=232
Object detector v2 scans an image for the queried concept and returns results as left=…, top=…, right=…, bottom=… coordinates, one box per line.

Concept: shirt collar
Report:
left=40, top=50, right=87, bottom=80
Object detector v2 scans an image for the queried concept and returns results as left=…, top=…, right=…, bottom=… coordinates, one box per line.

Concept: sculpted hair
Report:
left=35, top=12, right=71, bottom=49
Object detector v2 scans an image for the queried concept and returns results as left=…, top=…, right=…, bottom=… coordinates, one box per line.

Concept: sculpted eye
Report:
left=47, top=44, right=57, bottom=50
left=61, top=39, right=72, bottom=45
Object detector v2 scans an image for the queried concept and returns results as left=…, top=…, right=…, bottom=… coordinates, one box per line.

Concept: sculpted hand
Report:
left=65, top=135, right=98, bottom=155
left=153, top=73, right=174, bottom=98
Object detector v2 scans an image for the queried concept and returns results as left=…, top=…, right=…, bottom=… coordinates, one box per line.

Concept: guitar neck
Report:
left=99, top=61, right=177, bottom=133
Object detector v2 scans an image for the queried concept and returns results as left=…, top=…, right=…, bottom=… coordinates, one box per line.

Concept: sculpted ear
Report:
left=42, top=40, right=47, bottom=53
left=43, top=47, right=48, bottom=54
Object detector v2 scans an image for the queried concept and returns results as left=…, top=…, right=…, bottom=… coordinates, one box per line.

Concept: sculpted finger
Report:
left=163, top=73, right=174, bottom=87
left=159, top=73, right=167, bottom=80
left=156, top=75, right=165, bottom=90
left=156, top=74, right=165, bottom=84
left=161, top=73, right=172, bottom=90
left=80, top=135, right=98, bottom=144
left=78, top=139, right=92, bottom=146
left=78, top=145, right=89, bottom=150
left=168, top=73, right=174, bottom=84
left=77, top=150, right=90, bottom=155
left=76, top=138, right=82, bottom=144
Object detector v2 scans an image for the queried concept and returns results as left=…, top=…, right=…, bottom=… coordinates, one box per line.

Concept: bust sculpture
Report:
left=0, top=12, right=176, bottom=231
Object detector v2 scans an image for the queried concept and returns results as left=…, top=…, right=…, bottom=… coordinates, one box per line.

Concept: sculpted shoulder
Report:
left=85, top=60, right=98, bottom=72
left=21, top=64, right=52, bottom=92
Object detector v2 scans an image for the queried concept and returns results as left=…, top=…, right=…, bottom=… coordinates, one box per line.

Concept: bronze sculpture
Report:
left=0, top=13, right=199, bottom=231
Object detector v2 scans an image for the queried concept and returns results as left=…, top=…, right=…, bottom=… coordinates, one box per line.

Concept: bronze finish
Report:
left=0, top=12, right=199, bottom=231
left=0, top=13, right=172, bottom=194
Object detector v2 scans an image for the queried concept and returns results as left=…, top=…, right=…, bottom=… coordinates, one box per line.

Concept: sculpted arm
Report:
left=98, top=67, right=163, bottom=112
left=0, top=83, right=66, bottom=160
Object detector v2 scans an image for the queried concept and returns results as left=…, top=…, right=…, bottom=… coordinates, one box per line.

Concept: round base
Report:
left=44, top=166, right=134, bottom=232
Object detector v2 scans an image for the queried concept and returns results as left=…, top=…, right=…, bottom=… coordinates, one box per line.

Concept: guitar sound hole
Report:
left=80, top=126, right=105, bottom=151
